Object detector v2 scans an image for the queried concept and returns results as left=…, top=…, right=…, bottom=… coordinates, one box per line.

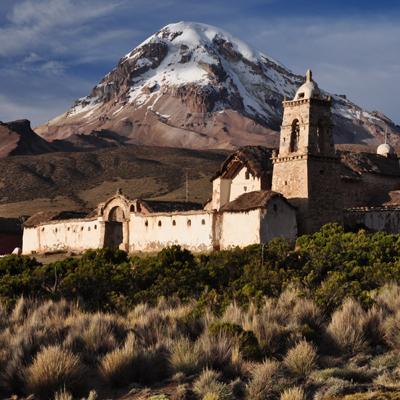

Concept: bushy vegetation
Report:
left=3, top=224, right=400, bottom=398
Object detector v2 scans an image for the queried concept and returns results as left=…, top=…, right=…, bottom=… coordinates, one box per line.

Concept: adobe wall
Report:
left=129, top=211, right=215, bottom=253
left=219, top=210, right=261, bottom=250
left=22, top=218, right=101, bottom=254
left=341, top=173, right=400, bottom=209
left=344, top=208, right=400, bottom=234
left=260, top=198, right=297, bottom=243
left=229, top=168, right=262, bottom=203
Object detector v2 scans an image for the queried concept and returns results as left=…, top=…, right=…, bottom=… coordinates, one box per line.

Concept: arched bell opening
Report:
left=289, top=119, right=300, bottom=153
left=317, top=119, right=325, bottom=154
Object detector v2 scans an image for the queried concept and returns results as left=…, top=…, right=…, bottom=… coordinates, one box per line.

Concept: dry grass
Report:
left=193, top=369, right=233, bottom=400
left=280, top=386, right=307, bottom=400
left=24, top=345, right=88, bottom=399
left=245, top=359, right=285, bottom=400
left=169, top=337, right=203, bottom=376
left=323, top=298, right=368, bottom=355
left=283, top=340, right=318, bottom=377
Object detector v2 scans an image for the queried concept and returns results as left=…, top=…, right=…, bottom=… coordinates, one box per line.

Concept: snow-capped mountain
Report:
left=35, top=22, right=400, bottom=150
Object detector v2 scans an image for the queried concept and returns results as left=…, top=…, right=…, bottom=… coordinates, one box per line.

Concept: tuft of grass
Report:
left=291, top=298, right=326, bottom=334
left=195, top=333, right=233, bottom=371
left=283, top=340, right=318, bottom=377
left=280, top=386, right=307, bottom=400
left=168, top=337, right=203, bottom=376
left=245, top=359, right=284, bottom=400
left=311, top=367, right=375, bottom=383
left=314, top=377, right=353, bottom=400
left=24, top=345, right=88, bottom=399
left=193, top=368, right=233, bottom=400
left=323, top=298, right=368, bottom=355
left=371, top=353, right=400, bottom=370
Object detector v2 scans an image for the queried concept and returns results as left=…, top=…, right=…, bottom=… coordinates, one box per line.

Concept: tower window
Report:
left=145, top=220, right=148, bottom=227
left=298, top=93, right=304, bottom=99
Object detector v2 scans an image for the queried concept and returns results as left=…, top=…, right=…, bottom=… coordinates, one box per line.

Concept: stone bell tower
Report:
left=271, top=70, right=343, bottom=235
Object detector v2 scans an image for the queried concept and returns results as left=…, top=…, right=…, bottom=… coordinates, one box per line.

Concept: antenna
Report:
left=186, top=171, right=189, bottom=202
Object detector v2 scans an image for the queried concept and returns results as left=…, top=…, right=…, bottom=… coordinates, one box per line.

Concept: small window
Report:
left=158, top=221, right=162, bottom=227
left=130, top=204, right=135, bottom=212
left=172, top=220, right=176, bottom=226
left=285, top=181, right=287, bottom=186
left=81, top=227, right=84, bottom=231
left=244, top=186, right=247, bottom=192
left=298, top=93, right=304, bottom=99
left=67, top=227, right=70, bottom=231
left=145, top=220, right=148, bottom=227
left=201, top=219, right=205, bottom=225
left=88, top=227, right=91, bottom=231
left=41, top=227, right=45, bottom=232
left=187, top=219, right=191, bottom=227
left=94, top=225, right=97, bottom=230
left=55, top=228, right=57, bottom=233
left=245, top=171, right=250, bottom=180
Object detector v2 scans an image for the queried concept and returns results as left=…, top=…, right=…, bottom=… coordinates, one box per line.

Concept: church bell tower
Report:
left=271, top=70, right=343, bottom=235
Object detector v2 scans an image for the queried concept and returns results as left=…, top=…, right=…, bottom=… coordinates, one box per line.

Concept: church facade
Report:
left=22, top=70, right=400, bottom=254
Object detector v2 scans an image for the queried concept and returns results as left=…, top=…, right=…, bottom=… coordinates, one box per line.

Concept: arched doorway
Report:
left=104, top=206, right=125, bottom=248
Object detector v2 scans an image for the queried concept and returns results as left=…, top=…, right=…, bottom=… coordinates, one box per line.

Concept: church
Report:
left=22, top=71, right=400, bottom=254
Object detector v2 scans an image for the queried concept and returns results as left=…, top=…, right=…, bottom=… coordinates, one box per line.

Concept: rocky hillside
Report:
left=0, top=119, right=57, bottom=157
left=34, top=22, right=400, bottom=151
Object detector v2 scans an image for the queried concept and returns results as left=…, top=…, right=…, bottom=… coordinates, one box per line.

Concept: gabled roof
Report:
left=220, top=190, right=294, bottom=213
left=211, top=146, right=274, bottom=182
left=138, top=200, right=203, bottom=213
left=22, top=211, right=88, bottom=228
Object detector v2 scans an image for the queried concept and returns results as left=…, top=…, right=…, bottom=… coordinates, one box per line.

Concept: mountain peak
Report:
left=34, top=22, right=400, bottom=151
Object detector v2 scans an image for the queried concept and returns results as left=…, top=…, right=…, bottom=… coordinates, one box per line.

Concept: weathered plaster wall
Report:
left=260, top=198, right=297, bottom=242
left=341, top=174, right=400, bottom=209
left=229, top=168, right=261, bottom=203
left=129, top=211, right=215, bottom=253
left=219, top=210, right=261, bottom=250
left=344, top=208, right=400, bottom=234
left=22, top=218, right=101, bottom=254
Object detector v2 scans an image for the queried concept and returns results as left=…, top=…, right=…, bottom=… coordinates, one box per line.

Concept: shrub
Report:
left=384, top=310, right=400, bottom=350
left=245, top=359, right=284, bottom=400
left=169, top=337, right=203, bottom=376
left=24, top=345, right=88, bottom=399
left=283, top=340, right=318, bottom=377
left=313, top=377, right=353, bottom=400
left=193, top=368, right=233, bottom=400
left=98, top=346, right=133, bottom=388
left=323, top=298, right=368, bottom=355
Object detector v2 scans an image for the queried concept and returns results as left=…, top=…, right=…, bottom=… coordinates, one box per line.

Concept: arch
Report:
left=130, top=204, right=135, bottom=213
left=108, top=206, right=125, bottom=222
left=316, top=119, right=325, bottom=154
left=289, top=119, right=300, bottom=153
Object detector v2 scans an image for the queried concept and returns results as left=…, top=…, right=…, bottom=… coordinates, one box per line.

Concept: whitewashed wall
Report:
left=260, top=198, right=297, bottom=242
left=219, top=209, right=261, bottom=249
left=129, top=211, right=215, bottom=253
left=229, top=168, right=262, bottom=203
left=22, top=218, right=101, bottom=254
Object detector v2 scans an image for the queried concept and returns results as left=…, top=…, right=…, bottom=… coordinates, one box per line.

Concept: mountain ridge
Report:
left=33, top=21, right=400, bottom=152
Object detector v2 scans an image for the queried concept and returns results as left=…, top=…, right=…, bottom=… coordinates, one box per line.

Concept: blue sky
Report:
left=0, top=0, right=399, bottom=128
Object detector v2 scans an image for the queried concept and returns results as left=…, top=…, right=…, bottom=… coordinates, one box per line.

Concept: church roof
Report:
left=138, top=200, right=203, bottom=213
left=211, top=146, right=274, bottom=181
left=22, top=211, right=89, bottom=228
left=339, top=150, right=400, bottom=178
left=220, top=190, right=294, bottom=213
left=293, top=70, right=322, bottom=101
left=367, top=191, right=400, bottom=207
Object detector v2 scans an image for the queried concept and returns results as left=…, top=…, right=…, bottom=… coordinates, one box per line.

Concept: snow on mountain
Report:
left=35, top=21, right=400, bottom=150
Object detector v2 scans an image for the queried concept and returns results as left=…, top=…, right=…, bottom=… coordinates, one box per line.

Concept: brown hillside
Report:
left=0, top=145, right=230, bottom=218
